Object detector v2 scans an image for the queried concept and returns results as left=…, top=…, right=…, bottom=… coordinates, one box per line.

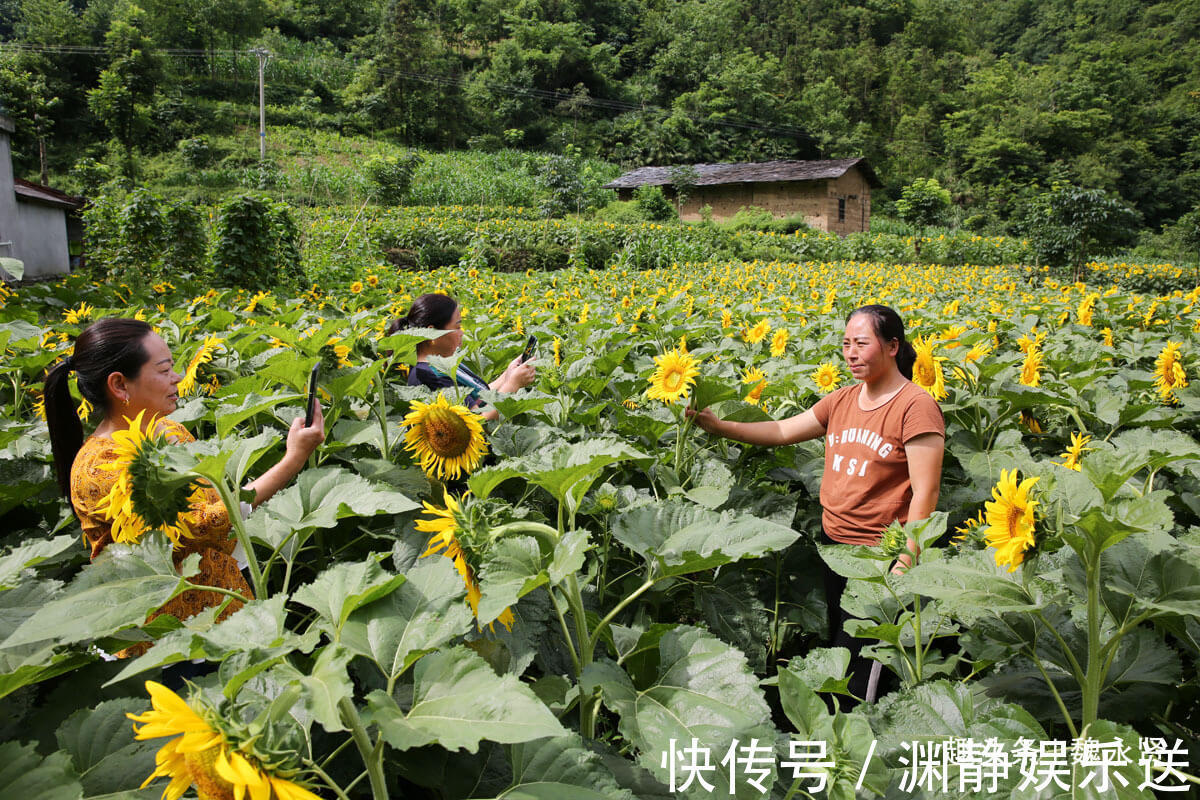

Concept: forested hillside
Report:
left=2, top=0, right=1199, bottom=238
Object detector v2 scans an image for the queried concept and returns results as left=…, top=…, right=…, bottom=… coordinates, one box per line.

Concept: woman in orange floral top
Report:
left=44, top=318, right=325, bottom=654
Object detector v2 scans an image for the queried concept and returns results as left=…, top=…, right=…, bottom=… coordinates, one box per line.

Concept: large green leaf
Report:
left=2, top=539, right=198, bottom=649
left=583, top=626, right=776, bottom=799
left=897, top=548, right=1043, bottom=624
left=469, top=439, right=650, bottom=513
left=0, top=535, right=77, bottom=590
left=612, top=497, right=800, bottom=577
left=278, top=644, right=354, bottom=733
left=250, top=467, right=418, bottom=554
left=55, top=698, right=158, bottom=797
left=0, top=741, right=82, bottom=800
left=477, top=536, right=548, bottom=628
left=215, top=392, right=302, bottom=438
left=475, top=735, right=633, bottom=800
left=340, top=557, right=472, bottom=681
left=106, top=596, right=317, bottom=688
left=292, top=558, right=406, bottom=637
left=0, top=579, right=95, bottom=698
left=364, top=646, right=566, bottom=752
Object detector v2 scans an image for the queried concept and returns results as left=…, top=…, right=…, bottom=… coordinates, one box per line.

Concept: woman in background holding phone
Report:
left=44, top=318, right=326, bottom=654
left=390, top=293, right=536, bottom=421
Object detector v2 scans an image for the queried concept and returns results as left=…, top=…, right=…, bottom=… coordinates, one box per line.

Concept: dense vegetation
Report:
left=3, top=0, right=1200, bottom=248
left=2, top=257, right=1199, bottom=798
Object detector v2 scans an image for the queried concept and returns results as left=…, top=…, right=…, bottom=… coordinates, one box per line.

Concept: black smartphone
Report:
left=304, top=364, right=320, bottom=427
left=520, top=334, right=538, bottom=363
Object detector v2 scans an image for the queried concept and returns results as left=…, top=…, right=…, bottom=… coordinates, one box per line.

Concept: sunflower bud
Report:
left=879, top=521, right=907, bottom=558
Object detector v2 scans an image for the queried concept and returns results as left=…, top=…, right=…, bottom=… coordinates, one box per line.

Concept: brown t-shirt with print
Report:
left=811, top=381, right=945, bottom=545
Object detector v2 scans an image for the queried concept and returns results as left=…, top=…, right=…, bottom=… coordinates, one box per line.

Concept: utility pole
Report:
left=251, top=48, right=270, bottom=160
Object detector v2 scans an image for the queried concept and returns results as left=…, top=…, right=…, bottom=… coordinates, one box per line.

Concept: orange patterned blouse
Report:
left=70, top=418, right=252, bottom=654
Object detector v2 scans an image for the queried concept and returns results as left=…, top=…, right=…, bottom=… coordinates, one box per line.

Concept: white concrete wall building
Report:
left=0, top=113, right=80, bottom=280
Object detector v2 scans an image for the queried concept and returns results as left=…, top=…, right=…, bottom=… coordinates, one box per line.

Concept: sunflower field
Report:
left=2, top=252, right=1200, bottom=799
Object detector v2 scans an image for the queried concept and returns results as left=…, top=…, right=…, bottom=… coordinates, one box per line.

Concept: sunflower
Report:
left=811, top=362, right=841, bottom=394
left=350, top=281, right=364, bottom=294
left=1102, top=327, right=1114, bottom=347
left=743, top=377, right=767, bottom=405
left=417, top=492, right=514, bottom=631
left=95, top=411, right=205, bottom=546
left=1019, top=410, right=1042, bottom=434
left=720, top=309, right=732, bottom=330
left=177, top=336, right=224, bottom=397
left=938, top=325, right=967, bottom=349
left=911, top=336, right=947, bottom=401
left=770, top=328, right=789, bottom=357
left=964, top=340, right=991, bottom=363
left=1154, top=341, right=1188, bottom=404
left=1057, top=431, right=1094, bottom=471
left=64, top=302, right=94, bottom=324
left=952, top=511, right=985, bottom=546
left=983, top=469, right=1039, bottom=572
left=1019, top=345, right=1044, bottom=387
left=128, top=681, right=321, bottom=800
left=646, top=347, right=700, bottom=405
left=402, top=393, right=488, bottom=481
left=741, top=366, right=766, bottom=385
left=744, top=319, right=771, bottom=344
left=1077, top=293, right=1099, bottom=327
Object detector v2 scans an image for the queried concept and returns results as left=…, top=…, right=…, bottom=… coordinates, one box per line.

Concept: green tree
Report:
left=895, top=177, right=951, bottom=260
left=667, top=163, right=700, bottom=217
left=86, top=5, right=162, bottom=178
left=212, top=194, right=303, bottom=290
left=1022, top=182, right=1140, bottom=280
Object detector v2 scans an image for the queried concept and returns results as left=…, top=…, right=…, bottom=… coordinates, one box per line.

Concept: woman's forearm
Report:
left=710, top=418, right=792, bottom=447
left=244, top=453, right=307, bottom=508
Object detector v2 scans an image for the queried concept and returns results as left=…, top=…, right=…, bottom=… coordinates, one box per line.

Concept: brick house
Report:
left=604, top=158, right=881, bottom=235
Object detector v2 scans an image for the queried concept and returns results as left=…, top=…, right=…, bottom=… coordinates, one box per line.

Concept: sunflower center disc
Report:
left=425, top=406, right=473, bottom=457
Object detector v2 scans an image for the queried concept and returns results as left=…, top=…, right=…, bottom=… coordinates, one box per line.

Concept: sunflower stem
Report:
left=338, top=697, right=388, bottom=800
left=545, top=586, right=581, bottom=675
left=209, top=477, right=266, bottom=599
left=304, top=759, right=353, bottom=800
left=489, top=521, right=561, bottom=551
left=1082, top=551, right=1103, bottom=729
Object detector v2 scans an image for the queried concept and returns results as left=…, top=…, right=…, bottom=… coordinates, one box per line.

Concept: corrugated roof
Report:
left=603, top=157, right=881, bottom=190
left=14, top=178, right=83, bottom=211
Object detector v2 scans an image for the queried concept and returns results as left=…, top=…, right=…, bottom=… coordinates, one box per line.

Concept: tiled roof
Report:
left=14, top=178, right=83, bottom=211
left=604, top=157, right=881, bottom=189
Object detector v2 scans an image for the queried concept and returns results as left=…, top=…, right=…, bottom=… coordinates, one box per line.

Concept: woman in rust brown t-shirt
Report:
left=689, top=305, right=944, bottom=697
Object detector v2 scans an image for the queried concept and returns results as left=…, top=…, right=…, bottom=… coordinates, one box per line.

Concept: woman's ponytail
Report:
left=44, top=358, right=83, bottom=498
left=896, top=340, right=917, bottom=381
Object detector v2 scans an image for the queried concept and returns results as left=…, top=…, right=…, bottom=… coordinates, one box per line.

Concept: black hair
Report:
left=386, top=292, right=459, bottom=340
left=44, top=318, right=153, bottom=498
left=846, top=304, right=916, bottom=380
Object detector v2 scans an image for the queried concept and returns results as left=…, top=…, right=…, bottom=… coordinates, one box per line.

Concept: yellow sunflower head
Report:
left=402, top=393, right=488, bottom=481
left=744, top=319, right=771, bottom=344
left=1057, top=431, right=1094, bottom=471
left=1154, top=341, right=1188, bottom=404
left=910, top=335, right=947, bottom=401
left=416, top=491, right=514, bottom=631
left=95, top=411, right=205, bottom=546
left=646, top=347, right=701, bottom=405
left=350, top=281, right=364, bottom=294
left=983, top=468, right=1040, bottom=572
left=811, top=362, right=841, bottom=394
left=177, top=336, right=224, bottom=397
left=952, top=511, right=985, bottom=546
left=1019, top=345, right=1044, bottom=387
left=129, top=681, right=321, bottom=800
left=770, top=328, right=789, bottom=357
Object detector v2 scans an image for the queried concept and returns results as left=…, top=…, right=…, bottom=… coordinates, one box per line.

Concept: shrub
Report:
left=593, top=200, right=643, bottom=225
left=365, top=151, right=424, bottom=205
left=177, top=136, right=214, bottom=169
left=70, top=157, right=119, bottom=197
left=211, top=194, right=303, bottom=290
left=633, top=184, right=675, bottom=222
